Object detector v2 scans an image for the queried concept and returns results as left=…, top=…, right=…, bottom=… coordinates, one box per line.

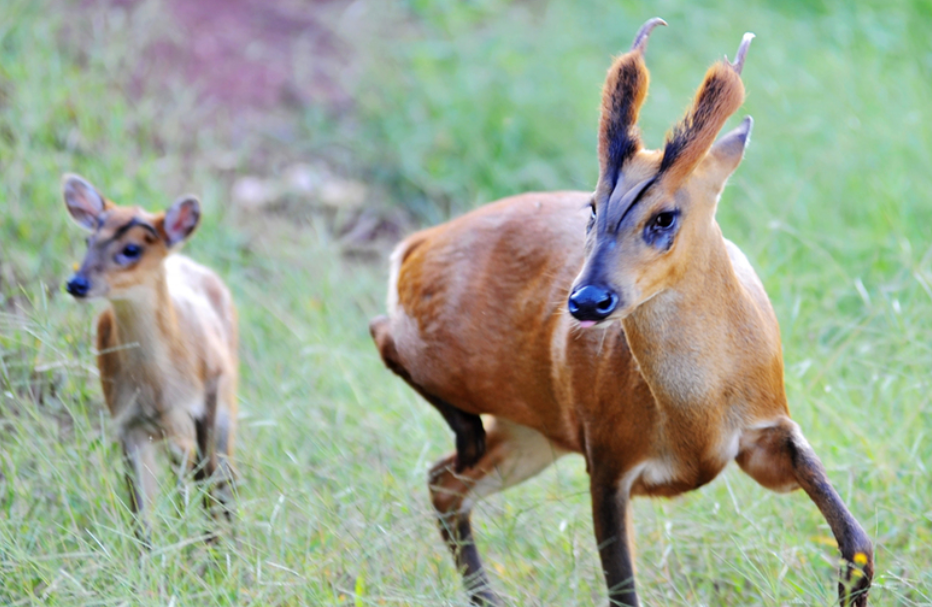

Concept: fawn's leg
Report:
left=122, top=429, right=159, bottom=548
left=194, top=378, right=236, bottom=535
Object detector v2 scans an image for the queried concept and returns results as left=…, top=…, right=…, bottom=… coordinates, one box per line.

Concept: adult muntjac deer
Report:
left=370, top=19, right=873, bottom=607
left=63, top=174, right=238, bottom=545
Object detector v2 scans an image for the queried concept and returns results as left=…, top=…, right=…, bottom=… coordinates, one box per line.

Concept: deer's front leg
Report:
left=589, top=466, right=638, bottom=607
left=737, top=417, right=873, bottom=606
left=122, top=430, right=159, bottom=549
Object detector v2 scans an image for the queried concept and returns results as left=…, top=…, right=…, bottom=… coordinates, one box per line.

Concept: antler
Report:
left=631, top=17, right=667, bottom=53
left=727, top=32, right=755, bottom=74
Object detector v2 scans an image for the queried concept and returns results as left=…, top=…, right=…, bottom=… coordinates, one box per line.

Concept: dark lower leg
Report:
left=212, top=420, right=236, bottom=526
left=738, top=421, right=873, bottom=607
left=591, top=478, right=637, bottom=607
left=427, top=419, right=562, bottom=606
left=429, top=455, right=500, bottom=606
left=427, top=395, right=486, bottom=472
left=439, top=510, right=499, bottom=605
left=789, top=441, right=873, bottom=606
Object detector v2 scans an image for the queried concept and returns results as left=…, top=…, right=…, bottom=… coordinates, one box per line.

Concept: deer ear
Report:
left=596, top=18, right=665, bottom=200
left=63, top=174, right=108, bottom=230
left=159, top=196, right=200, bottom=247
left=658, top=33, right=753, bottom=192
left=704, top=116, right=753, bottom=186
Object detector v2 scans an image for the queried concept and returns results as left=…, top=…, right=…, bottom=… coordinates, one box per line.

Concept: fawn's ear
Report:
left=158, top=195, right=201, bottom=247
left=63, top=174, right=109, bottom=231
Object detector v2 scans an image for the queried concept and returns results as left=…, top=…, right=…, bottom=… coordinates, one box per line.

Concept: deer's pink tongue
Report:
left=578, top=320, right=597, bottom=328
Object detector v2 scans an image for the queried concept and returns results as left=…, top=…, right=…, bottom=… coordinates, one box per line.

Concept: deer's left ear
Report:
left=158, top=195, right=200, bottom=247
left=703, top=115, right=753, bottom=187
left=657, top=33, right=754, bottom=194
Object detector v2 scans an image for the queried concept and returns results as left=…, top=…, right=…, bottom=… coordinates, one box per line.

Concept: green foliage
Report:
left=1, top=0, right=932, bottom=605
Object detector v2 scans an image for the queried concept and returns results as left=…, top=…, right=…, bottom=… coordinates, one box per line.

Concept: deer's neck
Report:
left=621, top=230, right=757, bottom=409
left=109, top=267, right=182, bottom=368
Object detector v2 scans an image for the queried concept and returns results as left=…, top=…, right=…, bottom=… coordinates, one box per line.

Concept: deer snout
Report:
left=65, top=274, right=91, bottom=298
left=568, top=284, right=618, bottom=323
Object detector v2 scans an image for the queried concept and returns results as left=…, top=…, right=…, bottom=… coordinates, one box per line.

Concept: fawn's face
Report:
left=62, top=174, right=200, bottom=301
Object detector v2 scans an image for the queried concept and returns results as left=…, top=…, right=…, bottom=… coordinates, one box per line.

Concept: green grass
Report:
left=2, top=0, right=932, bottom=605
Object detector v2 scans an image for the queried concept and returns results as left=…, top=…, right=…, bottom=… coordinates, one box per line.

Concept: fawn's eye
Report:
left=116, top=243, right=143, bottom=265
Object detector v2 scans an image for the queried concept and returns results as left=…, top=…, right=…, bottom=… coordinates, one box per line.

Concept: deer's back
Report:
left=166, top=254, right=238, bottom=365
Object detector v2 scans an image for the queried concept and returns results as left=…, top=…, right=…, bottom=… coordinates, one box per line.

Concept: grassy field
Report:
left=2, top=0, right=931, bottom=605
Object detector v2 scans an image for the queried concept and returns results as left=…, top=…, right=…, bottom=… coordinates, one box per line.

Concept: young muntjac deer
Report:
left=370, top=19, right=873, bottom=607
left=63, top=174, right=238, bottom=545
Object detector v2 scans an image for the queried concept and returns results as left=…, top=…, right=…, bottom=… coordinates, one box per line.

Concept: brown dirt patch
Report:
left=118, top=0, right=354, bottom=116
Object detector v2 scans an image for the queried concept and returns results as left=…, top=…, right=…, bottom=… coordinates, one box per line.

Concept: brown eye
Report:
left=589, top=201, right=597, bottom=220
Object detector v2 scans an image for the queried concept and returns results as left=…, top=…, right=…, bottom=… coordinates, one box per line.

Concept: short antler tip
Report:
left=728, top=32, right=755, bottom=74
left=631, top=17, right=667, bottom=53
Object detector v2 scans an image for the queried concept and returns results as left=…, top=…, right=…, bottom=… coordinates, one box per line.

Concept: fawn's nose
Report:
left=568, top=285, right=618, bottom=322
left=66, top=275, right=90, bottom=298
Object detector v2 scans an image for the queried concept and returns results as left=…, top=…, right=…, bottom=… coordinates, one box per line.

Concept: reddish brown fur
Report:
left=372, top=21, right=872, bottom=607
left=660, top=62, right=745, bottom=189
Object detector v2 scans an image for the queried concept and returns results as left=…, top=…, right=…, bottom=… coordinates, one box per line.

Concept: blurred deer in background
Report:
left=63, top=174, right=238, bottom=546
left=370, top=18, right=873, bottom=607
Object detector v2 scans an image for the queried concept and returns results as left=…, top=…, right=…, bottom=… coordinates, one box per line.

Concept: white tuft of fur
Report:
left=386, top=240, right=408, bottom=315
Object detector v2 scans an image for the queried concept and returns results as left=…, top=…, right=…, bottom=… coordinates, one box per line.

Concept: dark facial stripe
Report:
left=601, top=175, right=657, bottom=234
left=110, top=217, right=158, bottom=242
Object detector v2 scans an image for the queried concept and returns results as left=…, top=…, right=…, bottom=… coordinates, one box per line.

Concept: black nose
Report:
left=66, top=275, right=90, bottom=298
left=568, top=285, right=618, bottom=321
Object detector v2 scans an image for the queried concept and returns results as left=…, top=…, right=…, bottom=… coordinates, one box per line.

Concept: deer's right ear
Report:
left=596, top=18, right=665, bottom=201
left=63, top=174, right=108, bottom=231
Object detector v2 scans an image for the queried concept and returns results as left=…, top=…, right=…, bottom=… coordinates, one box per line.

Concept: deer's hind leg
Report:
left=370, top=315, right=486, bottom=471
left=429, top=417, right=568, bottom=606
left=193, top=375, right=237, bottom=539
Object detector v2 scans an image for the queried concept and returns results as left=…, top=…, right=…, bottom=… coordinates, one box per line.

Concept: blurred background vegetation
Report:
left=1, top=0, right=931, bottom=604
